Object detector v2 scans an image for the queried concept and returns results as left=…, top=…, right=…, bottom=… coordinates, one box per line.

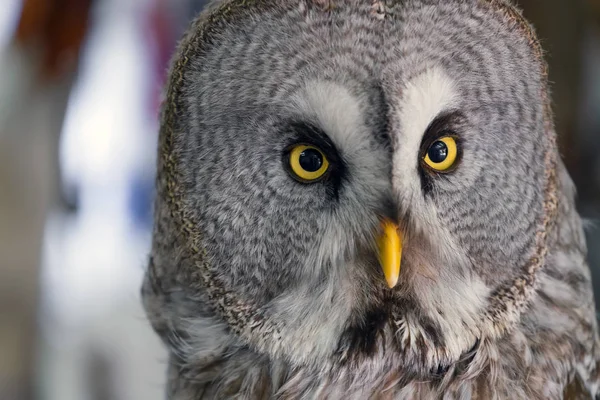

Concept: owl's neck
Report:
left=165, top=260, right=598, bottom=400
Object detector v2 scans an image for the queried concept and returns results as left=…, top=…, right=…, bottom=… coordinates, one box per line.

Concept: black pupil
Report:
left=299, top=149, right=323, bottom=172
left=428, top=140, right=448, bottom=163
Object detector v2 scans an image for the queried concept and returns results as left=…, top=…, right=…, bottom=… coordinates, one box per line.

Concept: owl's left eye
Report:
left=423, top=136, right=458, bottom=172
left=287, top=144, right=330, bottom=182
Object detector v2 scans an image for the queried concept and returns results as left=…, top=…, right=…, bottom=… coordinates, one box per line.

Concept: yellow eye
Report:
left=423, top=136, right=458, bottom=172
left=288, top=144, right=329, bottom=182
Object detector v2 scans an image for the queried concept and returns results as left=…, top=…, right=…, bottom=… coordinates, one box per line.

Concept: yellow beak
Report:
left=377, top=219, right=402, bottom=288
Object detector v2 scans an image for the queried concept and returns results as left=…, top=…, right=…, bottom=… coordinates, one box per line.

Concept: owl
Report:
left=141, top=0, right=600, bottom=398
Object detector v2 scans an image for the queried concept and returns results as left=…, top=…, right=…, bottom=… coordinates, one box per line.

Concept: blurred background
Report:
left=0, top=0, right=598, bottom=399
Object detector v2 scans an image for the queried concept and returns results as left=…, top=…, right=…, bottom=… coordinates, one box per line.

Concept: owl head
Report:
left=144, top=0, right=559, bottom=378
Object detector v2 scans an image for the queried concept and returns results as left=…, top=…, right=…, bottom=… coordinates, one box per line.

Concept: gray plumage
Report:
left=142, top=0, right=600, bottom=398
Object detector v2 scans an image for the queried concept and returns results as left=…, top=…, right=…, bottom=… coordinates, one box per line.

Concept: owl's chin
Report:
left=329, top=302, right=482, bottom=378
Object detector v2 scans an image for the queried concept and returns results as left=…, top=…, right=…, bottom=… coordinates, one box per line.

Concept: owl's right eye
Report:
left=287, top=144, right=330, bottom=183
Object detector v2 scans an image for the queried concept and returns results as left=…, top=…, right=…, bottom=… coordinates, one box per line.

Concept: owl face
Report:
left=164, top=0, right=556, bottom=374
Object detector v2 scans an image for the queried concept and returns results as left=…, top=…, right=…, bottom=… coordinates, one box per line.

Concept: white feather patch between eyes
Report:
left=296, top=80, right=367, bottom=153
left=399, top=67, right=458, bottom=144
left=296, top=81, right=392, bottom=194
left=393, top=67, right=458, bottom=193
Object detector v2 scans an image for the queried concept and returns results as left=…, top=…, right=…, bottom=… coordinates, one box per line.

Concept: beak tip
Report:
left=386, top=277, right=399, bottom=289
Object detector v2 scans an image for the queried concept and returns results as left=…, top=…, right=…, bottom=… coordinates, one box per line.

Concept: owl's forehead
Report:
left=192, top=0, right=542, bottom=123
